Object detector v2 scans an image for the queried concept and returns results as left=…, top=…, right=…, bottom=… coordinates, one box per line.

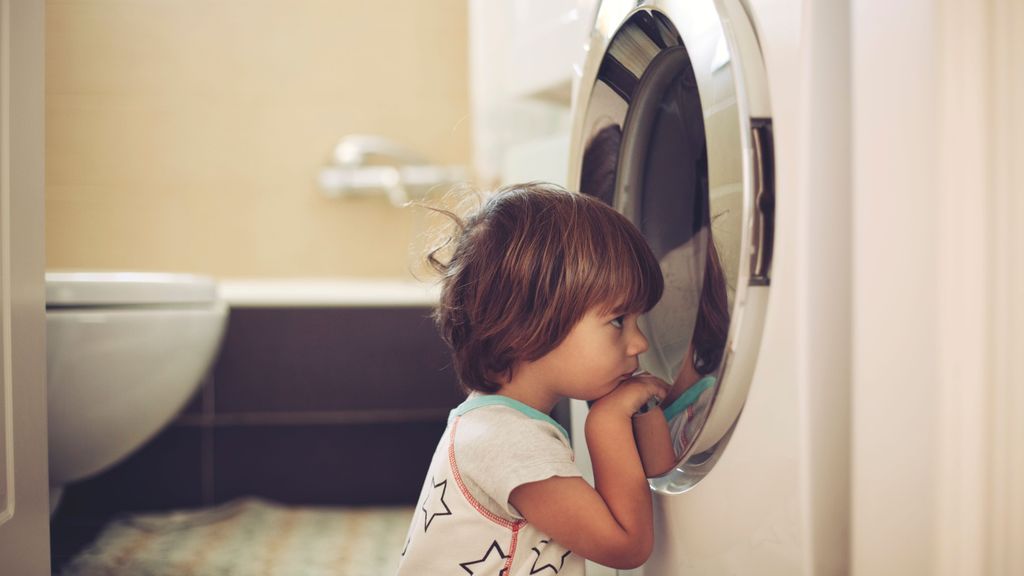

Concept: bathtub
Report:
left=217, top=277, right=441, bottom=308
left=195, top=276, right=459, bottom=506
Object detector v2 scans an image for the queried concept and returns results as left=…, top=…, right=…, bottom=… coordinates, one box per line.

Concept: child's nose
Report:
left=628, top=324, right=649, bottom=356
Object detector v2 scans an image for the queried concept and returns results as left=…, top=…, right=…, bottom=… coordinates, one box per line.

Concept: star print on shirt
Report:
left=529, top=539, right=572, bottom=574
left=459, top=540, right=510, bottom=575
left=422, top=476, right=452, bottom=531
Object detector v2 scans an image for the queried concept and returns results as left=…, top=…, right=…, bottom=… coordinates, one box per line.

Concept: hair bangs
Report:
left=567, top=201, right=664, bottom=318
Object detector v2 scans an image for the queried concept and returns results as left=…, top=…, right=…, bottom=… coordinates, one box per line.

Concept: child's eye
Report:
left=610, top=315, right=625, bottom=328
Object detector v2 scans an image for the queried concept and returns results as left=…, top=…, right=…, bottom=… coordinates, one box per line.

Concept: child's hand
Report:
left=624, top=374, right=677, bottom=477
left=589, top=374, right=670, bottom=420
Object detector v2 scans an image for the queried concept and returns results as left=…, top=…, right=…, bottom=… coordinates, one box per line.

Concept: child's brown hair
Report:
left=429, top=182, right=664, bottom=393
left=691, top=239, right=729, bottom=375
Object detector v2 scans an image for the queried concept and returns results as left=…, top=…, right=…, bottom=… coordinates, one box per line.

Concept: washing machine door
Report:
left=569, top=0, right=774, bottom=493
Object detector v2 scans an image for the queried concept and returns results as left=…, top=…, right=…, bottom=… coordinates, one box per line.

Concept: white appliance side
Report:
left=851, top=0, right=1024, bottom=573
left=641, top=1, right=809, bottom=574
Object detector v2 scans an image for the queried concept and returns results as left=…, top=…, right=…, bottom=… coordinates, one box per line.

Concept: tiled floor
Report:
left=58, top=499, right=414, bottom=576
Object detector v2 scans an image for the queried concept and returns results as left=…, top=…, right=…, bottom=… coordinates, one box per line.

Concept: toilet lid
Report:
left=46, top=272, right=218, bottom=306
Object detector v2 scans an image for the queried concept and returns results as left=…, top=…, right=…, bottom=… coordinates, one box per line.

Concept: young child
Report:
left=397, top=183, right=669, bottom=574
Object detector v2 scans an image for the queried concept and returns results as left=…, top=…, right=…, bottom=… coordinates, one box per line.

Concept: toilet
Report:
left=45, top=271, right=228, bottom=513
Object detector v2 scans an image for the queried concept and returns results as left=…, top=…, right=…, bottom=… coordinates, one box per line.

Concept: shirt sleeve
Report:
left=453, top=406, right=582, bottom=519
left=667, top=383, right=717, bottom=457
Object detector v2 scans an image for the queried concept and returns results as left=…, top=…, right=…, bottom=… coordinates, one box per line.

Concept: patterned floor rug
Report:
left=60, top=498, right=414, bottom=576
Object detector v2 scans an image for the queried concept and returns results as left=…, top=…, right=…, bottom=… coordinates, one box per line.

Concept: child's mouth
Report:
left=619, top=368, right=645, bottom=382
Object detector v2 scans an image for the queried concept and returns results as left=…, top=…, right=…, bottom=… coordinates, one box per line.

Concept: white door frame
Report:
left=0, top=0, right=50, bottom=573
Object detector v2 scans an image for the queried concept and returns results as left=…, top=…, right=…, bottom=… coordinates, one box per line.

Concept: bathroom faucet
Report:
left=318, top=135, right=467, bottom=206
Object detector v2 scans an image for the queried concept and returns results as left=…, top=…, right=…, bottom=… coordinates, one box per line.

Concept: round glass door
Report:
left=571, top=1, right=774, bottom=493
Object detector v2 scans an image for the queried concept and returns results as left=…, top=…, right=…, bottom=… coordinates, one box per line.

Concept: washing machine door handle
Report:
left=751, top=118, right=775, bottom=286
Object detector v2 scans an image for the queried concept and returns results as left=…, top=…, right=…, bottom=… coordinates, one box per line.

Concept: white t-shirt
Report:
left=397, top=394, right=585, bottom=575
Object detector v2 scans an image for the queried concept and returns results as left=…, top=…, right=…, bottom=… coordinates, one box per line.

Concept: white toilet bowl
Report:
left=45, top=272, right=228, bottom=513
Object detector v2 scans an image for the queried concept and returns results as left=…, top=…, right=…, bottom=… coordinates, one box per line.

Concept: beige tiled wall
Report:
left=46, top=0, right=471, bottom=279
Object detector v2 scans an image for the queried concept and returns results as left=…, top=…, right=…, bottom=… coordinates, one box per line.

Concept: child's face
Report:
left=526, top=305, right=650, bottom=402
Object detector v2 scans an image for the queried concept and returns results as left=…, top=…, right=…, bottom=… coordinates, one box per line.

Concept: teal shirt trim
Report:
left=661, top=376, right=716, bottom=422
left=449, top=394, right=570, bottom=441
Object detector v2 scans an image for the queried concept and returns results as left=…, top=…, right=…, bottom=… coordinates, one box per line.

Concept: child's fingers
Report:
left=592, top=377, right=671, bottom=416
left=646, top=382, right=669, bottom=403
left=617, top=378, right=669, bottom=411
left=625, top=374, right=671, bottom=397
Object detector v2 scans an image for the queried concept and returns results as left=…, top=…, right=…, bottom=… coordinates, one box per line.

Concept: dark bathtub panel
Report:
left=213, top=421, right=446, bottom=505
left=181, top=372, right=212, bottom=415
left=54, top=426, right=204, bottom=516
left=214, top=307, right=464, bottom=413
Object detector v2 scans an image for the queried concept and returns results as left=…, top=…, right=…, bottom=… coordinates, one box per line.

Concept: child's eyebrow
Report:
left=602, top=302, right=633, bottom=317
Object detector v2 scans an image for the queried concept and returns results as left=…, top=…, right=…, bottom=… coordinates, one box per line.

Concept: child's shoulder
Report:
left=452, top=401, right=579, bottom=490
left=453, top=398, right=571, bottom=452
left=457, top=402, right=546, bottom=433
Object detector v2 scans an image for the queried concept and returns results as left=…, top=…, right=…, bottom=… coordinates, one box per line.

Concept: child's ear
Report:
left=484, top=365, right=514, bottom=388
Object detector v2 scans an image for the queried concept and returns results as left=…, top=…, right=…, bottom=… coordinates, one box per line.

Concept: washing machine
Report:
left=567, top=0, right=821, bottom=574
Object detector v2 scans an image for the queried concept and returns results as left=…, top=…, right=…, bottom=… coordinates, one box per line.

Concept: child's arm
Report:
left=508, top=379, right=668, bottom=569
left=629, top=373, right=679, bottom=477
left=632, top=408, right=678, bottom=477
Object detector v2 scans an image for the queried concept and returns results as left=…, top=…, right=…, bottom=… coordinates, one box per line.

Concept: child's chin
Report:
left=584, top=385, right=618, bottom=406
left=583, top=392, right=604, bottom=408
